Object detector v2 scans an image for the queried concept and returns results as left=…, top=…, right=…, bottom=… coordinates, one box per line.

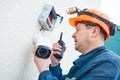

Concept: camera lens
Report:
left=38, top=48, right=47, bottom=55
left=35, top=45, right=51, bottom=59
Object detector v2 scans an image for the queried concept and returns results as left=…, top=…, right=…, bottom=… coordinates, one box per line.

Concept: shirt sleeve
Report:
left=49, top=63, right=66, bottom=80
left=38, top=70, right=58, bottom=80
left=38, top=64, right=66, bottom=80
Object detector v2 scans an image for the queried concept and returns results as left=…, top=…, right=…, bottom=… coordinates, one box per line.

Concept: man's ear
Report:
left=91, top=26, right=101, bottom=38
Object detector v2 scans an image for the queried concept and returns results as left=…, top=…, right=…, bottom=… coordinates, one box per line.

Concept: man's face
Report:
left=72, top=23, right=91, bottom=53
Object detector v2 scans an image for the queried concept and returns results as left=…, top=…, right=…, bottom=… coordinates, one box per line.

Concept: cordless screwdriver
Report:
left=54, top=32, right=65, bottom=59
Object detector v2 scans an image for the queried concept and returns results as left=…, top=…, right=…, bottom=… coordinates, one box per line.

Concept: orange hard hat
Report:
left=69, top=9, right=111, bottom=40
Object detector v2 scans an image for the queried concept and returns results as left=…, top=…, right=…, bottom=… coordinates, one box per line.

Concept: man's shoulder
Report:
left=93, top=50, right=120, bottom=67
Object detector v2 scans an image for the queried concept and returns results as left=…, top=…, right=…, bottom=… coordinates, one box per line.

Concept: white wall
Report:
left=0, top=0, right=102, bottom=80
left=100, top=0, right=120, bottom=25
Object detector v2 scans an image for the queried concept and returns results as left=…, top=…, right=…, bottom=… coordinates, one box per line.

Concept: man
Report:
left=33, top=8, right=120, bottom=80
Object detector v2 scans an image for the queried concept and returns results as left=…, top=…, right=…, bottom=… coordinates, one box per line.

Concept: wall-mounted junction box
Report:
left=38, top=4, right=58, bottom=31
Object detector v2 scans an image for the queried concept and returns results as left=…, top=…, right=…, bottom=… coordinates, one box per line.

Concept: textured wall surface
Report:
left=0, top=0, right=113, bottom=80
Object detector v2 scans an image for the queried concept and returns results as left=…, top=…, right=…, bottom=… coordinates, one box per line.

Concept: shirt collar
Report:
left=73, top=46, right=106, bottom=68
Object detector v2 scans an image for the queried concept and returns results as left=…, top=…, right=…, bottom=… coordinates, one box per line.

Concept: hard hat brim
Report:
left=69, top=14, right=110, bottom=40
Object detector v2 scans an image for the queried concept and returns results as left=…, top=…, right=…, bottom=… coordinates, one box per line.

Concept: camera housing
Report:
left=36, top=45, right=51, bottom=59
left=33, top=31, right=51, bottom=59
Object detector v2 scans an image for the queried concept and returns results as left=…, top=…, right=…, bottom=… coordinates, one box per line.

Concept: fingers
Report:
left=52, top=43, right=62, bottom=55
left=50, top=54, right=61, bottom=66
left=50, top=43, right=63, bottom=66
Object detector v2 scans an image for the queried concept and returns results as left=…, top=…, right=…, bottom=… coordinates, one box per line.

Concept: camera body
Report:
left=33, top=31, right=51, bottom=59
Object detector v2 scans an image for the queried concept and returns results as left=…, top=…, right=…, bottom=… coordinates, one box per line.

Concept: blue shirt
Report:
left=38, top=46, right=120, bottom=80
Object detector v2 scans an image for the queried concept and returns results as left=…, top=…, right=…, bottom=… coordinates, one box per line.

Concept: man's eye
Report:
left=76, top=28, right=80, bottom=31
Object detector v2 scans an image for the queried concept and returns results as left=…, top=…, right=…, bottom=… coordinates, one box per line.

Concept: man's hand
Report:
left=32, top=45, right=50, bottom=73
left=32, top=43, right=66, bottom=73
left=50, top=43, right=66, bottom=66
